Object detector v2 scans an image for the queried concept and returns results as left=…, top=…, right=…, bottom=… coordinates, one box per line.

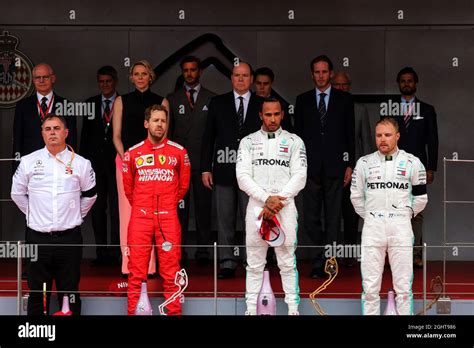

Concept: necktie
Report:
left=318, top=92, right=327, bottom=127
left=189, top=89, right=196, bottom=109
left=403, top=102, right=412, bottom=129
left=237, top=96, right=244, bottom=135
left=103, top=99, right=111, bottom=126
left=41, top=97, right=48, bottom=115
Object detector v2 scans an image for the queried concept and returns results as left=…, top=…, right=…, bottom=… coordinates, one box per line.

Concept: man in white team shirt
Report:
left=236, top=98, right=307, bottom=315
left=351, top=117, right=427, bottom=315
left=11, top=114, right=96, bottom=315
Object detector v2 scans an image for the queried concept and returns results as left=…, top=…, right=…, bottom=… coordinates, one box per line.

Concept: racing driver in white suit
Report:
left=236, top=97, right=307, bottom=315
left=351, top=117, right=427, bottom=315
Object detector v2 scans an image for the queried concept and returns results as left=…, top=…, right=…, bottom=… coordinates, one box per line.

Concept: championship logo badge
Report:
left=0, top=31, right=34, bottom=108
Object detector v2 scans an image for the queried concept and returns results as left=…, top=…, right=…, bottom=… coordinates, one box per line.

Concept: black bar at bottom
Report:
left=0, top=315, right=472, bottom=346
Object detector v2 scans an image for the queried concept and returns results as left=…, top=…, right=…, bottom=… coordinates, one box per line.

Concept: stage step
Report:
left=1, top=296, right=473, bottom=315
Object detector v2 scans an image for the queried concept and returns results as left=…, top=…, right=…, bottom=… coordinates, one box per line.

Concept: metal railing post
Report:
left=17, top=240, right=22, bottom=315
left=214, top=242, right=217, bottom=315
left=422, top=242, right=427, bottom=315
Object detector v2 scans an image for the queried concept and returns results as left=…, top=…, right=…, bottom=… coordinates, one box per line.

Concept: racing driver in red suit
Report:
left=123, top=104, right=190, bottom=315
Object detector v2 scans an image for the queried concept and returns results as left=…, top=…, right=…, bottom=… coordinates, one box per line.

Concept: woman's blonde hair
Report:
left=129, top=59, right=156, bottom=84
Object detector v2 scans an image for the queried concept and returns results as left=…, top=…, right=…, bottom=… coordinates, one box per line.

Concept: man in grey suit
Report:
left=332, top=71, right=373, bottom=266
left=167, top=56, right=216, bottom=266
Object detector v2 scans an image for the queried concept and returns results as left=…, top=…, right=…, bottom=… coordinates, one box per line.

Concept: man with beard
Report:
left=123, top=104, right=190, bottom=315
left=351, top=117, right=427, bottom=315
left=381, top=67, right=438, bottom=268
left=236, top=98, right=307, bottom=315
left=167, top=56, right=216, bottom=266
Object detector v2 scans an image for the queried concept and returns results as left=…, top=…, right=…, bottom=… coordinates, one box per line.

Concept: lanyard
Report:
left=103, top=101, right=114, bottom=125
left=54, top=145, right=75, bottom=174
left=36, top=96, right=54, bottom=120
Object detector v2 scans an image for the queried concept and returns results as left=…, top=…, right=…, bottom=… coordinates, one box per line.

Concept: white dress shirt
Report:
left=184, top=83, right=201, bottom=104
left=315, top=86, right=331, bottom=111
left=233, top=90, right=251, bottom=122
left=11, top=146, right=97, bottom=232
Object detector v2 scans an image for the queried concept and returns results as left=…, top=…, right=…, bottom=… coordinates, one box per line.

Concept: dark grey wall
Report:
left=1, top=1, right=473, bottom=260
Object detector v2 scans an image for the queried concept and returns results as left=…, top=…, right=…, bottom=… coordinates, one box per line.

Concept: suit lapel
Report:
left=229, top=92, right=238, bottom=116
left=50, top=93, right=59, bottom=114
left=327, top=88, right=336, bottom=115
left=245, top=93, right=258, bottom=128
left=305, top=90, right=321, bottom=131
left=95, top=96, right=104, bottom=133
left=193, top=88, right=205, bottom=114
left=310, top=90, right=319, bottom=114
left=180, top=88, right=193, bottom=113
left=180, top=88, right=193, bottom=119
left=30, top=95, right=41, bottom=119
left=177, top=89, right=193, bottom=136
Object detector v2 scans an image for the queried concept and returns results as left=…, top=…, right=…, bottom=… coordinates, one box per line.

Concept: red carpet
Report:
left=1, top=259, right=473, bottom=299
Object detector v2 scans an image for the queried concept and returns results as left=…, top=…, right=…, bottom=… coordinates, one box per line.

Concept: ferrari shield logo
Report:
left=159, top=154, right=166, bottom=165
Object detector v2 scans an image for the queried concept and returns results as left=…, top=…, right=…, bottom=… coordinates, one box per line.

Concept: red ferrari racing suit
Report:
left=123, top=138, right=190, bottom=315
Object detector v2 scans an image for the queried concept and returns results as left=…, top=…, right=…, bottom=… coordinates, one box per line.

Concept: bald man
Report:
left=332, top=71, right=373, bottom=266
left=13, top=63, right=77, bottom=169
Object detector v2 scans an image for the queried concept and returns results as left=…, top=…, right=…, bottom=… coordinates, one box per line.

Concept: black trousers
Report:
left=26, top=226, right=82, bottom=315
left=214, top=184, right=249, bottom=270
left=178, top=169, right=213, bottom=259
left=91, top=163, right=119, bottom=259
left=342, top=183, right=359, bottom=246
left=303, top=175, right=343, bottom=268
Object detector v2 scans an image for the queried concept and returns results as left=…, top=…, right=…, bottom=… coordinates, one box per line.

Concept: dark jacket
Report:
left=294, top=87, right=355, bottom=178
left=201, top=91, right=263, bottom=186
left=167, top=86, right=216, bottom=170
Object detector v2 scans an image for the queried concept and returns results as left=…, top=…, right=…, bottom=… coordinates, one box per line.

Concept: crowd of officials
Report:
left=10, top=55, right=438, bottom=315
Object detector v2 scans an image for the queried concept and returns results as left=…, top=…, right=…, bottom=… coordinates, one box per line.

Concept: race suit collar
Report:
left=259, top=127, right=283, bottom=139
left=145, top=137, right=167, bottom=150
left=378, top=147, right=400, bottom=162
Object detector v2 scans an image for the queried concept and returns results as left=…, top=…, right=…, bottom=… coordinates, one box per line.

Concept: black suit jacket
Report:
left=201, top=91, right=263, bottom=186
left=13, top=93, right=78, bottom=158
left=381, top=97, right=438, bottom=171
left=79, top=94, right=117, bottom=175
left=167, top=86, right=216, bottom=170
left=294, top=87, right=355, bottom=178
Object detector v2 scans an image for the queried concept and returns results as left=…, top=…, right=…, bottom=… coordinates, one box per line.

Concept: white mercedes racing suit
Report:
left=236, top=128, right=307, bottom=315
left=351, top=149, right=427, bottom=315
